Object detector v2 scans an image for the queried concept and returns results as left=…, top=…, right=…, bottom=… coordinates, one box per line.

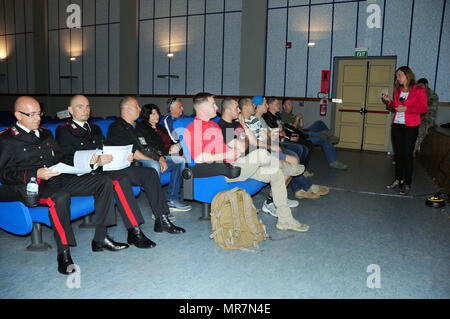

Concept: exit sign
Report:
left=355, top=47, right=368, bottom=57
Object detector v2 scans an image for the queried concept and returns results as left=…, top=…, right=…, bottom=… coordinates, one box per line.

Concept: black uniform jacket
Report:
left=107, top=118, right=161, bottom=161
left=55, top=121, right=104, bottom=166
left=0, top=124, right=59, bottom=185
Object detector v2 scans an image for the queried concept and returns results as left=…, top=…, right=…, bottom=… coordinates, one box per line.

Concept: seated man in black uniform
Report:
left=0, top=96, right=128, bottom=275
left=56, top=95, right=185, bottom=246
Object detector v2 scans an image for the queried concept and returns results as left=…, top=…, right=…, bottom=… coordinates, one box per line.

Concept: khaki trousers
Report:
left=226, top=149, right=295, bottom=223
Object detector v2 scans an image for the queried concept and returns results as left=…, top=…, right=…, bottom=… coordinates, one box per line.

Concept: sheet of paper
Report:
left=49, top=162, right=91, bottom=176
left=102, top=145, right=133, bottom=171
left=73, top=149, right=99, bottom=173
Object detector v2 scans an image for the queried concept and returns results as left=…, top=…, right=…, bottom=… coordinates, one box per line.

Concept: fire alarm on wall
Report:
left=286, top=42, right=292, bottom=49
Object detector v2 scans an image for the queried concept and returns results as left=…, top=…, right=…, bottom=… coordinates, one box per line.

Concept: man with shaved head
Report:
left=0, top=96, right=129, bottom=275
left=107, top=96, right=187, bottom=232
left=56, top=95, right=185, bottom=248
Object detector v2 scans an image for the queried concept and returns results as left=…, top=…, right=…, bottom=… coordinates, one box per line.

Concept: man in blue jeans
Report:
left=280, top=98, right=348, bottom=170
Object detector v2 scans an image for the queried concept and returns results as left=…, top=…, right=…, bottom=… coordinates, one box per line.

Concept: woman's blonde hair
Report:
left=395, top=66, right=416, bottom=90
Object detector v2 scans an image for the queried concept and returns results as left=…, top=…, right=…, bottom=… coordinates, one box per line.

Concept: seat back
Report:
left=173, top=117, right=196, bottom=165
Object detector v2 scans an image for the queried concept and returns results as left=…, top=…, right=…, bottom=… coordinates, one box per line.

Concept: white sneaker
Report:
left=276, top=218, right=310, bottom=232
left=262, top=200, right=277, bottom=217
left=287, top=198, right=299, bottom=208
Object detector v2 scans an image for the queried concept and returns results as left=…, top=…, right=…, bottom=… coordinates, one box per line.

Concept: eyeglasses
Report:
left=19, top=111, right=43, bottom=118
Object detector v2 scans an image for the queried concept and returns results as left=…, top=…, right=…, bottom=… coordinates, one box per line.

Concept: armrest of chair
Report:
left=182, top=162, right=241, bottom=179
left=181, top=162, right=241, bottom=200
left=0, top=201, right=33, bottom=235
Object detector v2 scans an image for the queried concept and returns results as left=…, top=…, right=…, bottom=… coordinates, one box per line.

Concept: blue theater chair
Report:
left=0, top=179, right=140, bottom=251
left=173, top=117, right=266, bottom=220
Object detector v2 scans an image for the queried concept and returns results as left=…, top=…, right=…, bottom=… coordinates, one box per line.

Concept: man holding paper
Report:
left=56, top=95, right=185, bottom=248
left=0, top=96, right=129, bottom=275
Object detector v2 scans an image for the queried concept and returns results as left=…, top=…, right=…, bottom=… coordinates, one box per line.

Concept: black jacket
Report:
left=55, top=121, right=105, bottom=166
left=0, top=124, right=59, bottom=185
left=107, top=118, right=161, bottom=160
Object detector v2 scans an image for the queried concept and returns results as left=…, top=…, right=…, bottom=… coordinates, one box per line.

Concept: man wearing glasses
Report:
left=0, top=96, right=129, bottom=275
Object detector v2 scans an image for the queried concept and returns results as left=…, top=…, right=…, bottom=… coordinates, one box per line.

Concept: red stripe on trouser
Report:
left=112, top=180, right=138, bottom=227
left=40, top=198, right=68, bottom=246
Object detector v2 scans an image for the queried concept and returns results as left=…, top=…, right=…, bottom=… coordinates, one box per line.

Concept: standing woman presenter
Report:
left=382, top=66, right=427, bottom=195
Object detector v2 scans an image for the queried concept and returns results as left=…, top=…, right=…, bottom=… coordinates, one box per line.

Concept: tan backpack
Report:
left=209, top=187, right=268, bottom=252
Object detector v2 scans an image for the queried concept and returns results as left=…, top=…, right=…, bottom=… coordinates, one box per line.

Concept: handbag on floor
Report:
left=210, top=187, right=268, bottom=252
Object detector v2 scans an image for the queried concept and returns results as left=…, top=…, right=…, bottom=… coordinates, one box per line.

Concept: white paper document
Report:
left=49, top=146, right=131, bottom=175
left=102, top=145, right=133, bottom=171
left=49, top=162, right=92, bottom=176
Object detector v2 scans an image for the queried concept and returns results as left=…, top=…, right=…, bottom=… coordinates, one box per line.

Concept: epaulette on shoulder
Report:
left=10, top=126, right=21, bottom=136
left=0, top=127, right=11, bottom=136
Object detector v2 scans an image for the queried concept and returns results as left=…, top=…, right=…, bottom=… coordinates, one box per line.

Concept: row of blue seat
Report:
left=0, top=116, right=267, bottom=250
left=0, top=119, right=171, bottom=251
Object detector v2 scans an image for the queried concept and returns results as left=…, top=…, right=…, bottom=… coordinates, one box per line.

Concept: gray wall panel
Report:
left=14, top=0, right=25, bottom=34
left=154, top=0, right=170, bottom=18
left=139, top=0, right=154, bottom=20
left=226, top=0, right=242, bottom=11
left=139, top=20, right=154, bottom=94
left=380, top=0, right=412, bottom=68
left=70, top=28, right=83, bottom=93
left=82, top=0, right=95, bottom=26
left=0, top=0, right=4, bottom=35
left=357, top=0, right=383, bottom=56
left=82, top=26, right=95, bottom=94
left=95, top=25, right=108, bottom=93
left=15, top=33, right=26, bottom=93
left=153, top=18, right=169, bottom=93
left=59, top=28, right=70, bottom=93
left=48, top=30, right=59, bottom=93
left=26, top=33, right=34, bottom=93
left=58, top=0, right=69, bottom=29
left=171, top=0, right=187, bottom=16
left=265, top=8, right=286, bottom=96
left=332, top=2, right=357, bottom=58
left=186, top=15, right=204, bottom=94
left=307, top=4, right=332, bottom=97
left=188, top=0, right=205, bottom=15
left=169, top=16, right=187, bottom=94
left=5, top=0, right=14, bottom=34
left=204, top=13, right=223, bottom=94
left=435, top=1, right=450, bottom=102
left=206, top=0, right=224, bottom=13
left=284, top=6, right=308, bottom=97
left=109, top=23, right=120, bottom=93
left=409, top=0, right=443, bottom=87
left=222, top=11, right=240, bottom=95
left=96, top=0, right=109, bottom=24
left=6, top=35, right=16, bottom=92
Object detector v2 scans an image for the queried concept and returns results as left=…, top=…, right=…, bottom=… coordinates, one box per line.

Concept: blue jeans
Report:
left=280, top=141, right=309, bottom=166
left=304, top=120, right=338, bottom=163
left=280, top=147, right=313, bottom=192
left=138, top=155, right=186, bottom=202
left=306, top=120, right=329, bottom=132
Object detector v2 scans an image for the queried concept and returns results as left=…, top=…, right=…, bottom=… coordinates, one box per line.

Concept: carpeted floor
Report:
left=0, top=149, right=449, bottom=299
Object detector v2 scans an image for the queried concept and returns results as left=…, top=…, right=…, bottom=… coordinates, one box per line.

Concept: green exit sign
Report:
left=355, top=47, right=368, bottom=57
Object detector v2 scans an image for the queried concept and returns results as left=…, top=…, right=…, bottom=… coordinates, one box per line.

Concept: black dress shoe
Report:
left=386, top=179, right=403, bottom=189
left=92, top=235, right=129, bottom=252
left=127, top=226, right=156, bottom=248
left=400, top=184, right=411, bottom=195
left=57, top=248, right=75, bottom=275
left=154, top=214, right=186, bottom=234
